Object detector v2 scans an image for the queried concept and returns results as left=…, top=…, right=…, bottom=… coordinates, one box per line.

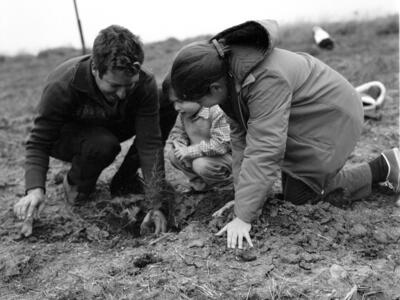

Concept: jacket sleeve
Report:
left=166, top=114, right=190, bottom=147
left=134, top=75, right=165, bottom=183
left=25, top=82, right=73, bottom=192
left=183, top=106, right=231, bottom=159
left=226, top=116, right=246, bottom=189
left=234, top=72, right=292, bottom=223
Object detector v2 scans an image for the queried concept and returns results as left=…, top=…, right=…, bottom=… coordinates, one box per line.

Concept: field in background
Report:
left=0, top=15, right=399, bottom=299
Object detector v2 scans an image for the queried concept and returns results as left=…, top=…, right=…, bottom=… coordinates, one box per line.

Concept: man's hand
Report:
left=13, top=188, right=45, bottom=237
left=140, top=209, right=167, bottom=235
left=215, top=217, right=254, bottom=249
left=14, top=188, right=45, bottom=221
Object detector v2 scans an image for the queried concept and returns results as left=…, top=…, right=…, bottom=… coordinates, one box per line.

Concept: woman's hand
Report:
left=216, top=217, right=254, bottom=249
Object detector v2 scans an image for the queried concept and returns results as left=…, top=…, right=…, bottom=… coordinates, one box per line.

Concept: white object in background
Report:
left=312, top=26, right=334, bottom=49
left=355, top=81, right=386, bottom=111
left=355, top=81, right=386, bottom=120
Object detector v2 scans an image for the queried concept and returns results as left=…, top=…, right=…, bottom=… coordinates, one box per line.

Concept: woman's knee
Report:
left=283, top=175, right=318, bottom=205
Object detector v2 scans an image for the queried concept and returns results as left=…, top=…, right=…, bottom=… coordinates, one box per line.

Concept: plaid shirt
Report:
left=167, top=105, right=231, bottom=160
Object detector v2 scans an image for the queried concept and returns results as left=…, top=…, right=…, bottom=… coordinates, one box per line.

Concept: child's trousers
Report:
left=168, top=150, right=233, bottom=190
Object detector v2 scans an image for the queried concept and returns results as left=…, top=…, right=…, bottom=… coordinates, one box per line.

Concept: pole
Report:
left=73, top=0, right=86, bottom=55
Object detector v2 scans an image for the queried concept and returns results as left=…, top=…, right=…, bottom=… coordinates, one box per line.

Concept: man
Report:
left=13, top=25, right=177, bottom=236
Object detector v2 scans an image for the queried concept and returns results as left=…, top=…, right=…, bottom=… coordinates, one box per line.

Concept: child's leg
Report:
left=167, top=149, right=201, bottom=182
left=191, top=154, right=232, bottom=187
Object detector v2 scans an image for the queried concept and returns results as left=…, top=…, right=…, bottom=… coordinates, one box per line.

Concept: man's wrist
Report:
left=27, top=188, right=45, bottom=197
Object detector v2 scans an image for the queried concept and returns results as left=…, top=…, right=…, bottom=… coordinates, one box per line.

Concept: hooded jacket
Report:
left=25, top=55, right=164, bottom=192
left=212, top=20, right=364, bottom=223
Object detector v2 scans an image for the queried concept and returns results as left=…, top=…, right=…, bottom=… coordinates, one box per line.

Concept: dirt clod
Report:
left=133, top=253, right=162, bottom=268
left=235, top=249, right=257, bottom=262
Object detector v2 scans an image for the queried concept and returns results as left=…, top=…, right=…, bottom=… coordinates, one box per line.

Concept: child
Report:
left=165, top=81, right=232, bottom=192
left=170, top=19, right=399, bottom=249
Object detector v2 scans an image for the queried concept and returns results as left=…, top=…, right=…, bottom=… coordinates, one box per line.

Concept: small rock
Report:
left=373, top=229, right=388, bottom=244
left=330, top=264, right=348, bottom=280
left=86, top=224, right=109, bottom=241
left=201, top=248, right=211, bottom=258
left=133, top=253, right=162, bottom=268
left=394, top=265, right=400, bottom=276
left=53, top=169, right=67, bottom=185
left=355, top=265, right=372, bottom=279
left=20, top=217, right=34, bottom=237
left=1, top=254, right=31, bottom=278
left=188, top=239, right=205, bottom=248
left=280, top=253, right=301, bottom=264
left=373, top=259, right=388, bottom=271
left=299, top=261, right=312, bottom=270
left=264, top=264, right=275, bottom=276
left=326, top=228, right=338, bottom=239
left=349, top=224, right=368, bottom=237
left=235, top=249, right=257, bottom=262
left=396, top=196, right=400, bottom=207
left=302, top=253, right=322, bottom=263
left=331, top=243, right=340, bottom=249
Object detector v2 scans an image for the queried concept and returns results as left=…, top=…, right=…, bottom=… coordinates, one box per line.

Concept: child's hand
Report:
left=172, top=141, right=187, bottom=160
left=215, top=217, right=253, bottom=249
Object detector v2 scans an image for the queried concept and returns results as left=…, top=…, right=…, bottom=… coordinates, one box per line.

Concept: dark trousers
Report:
left=51, top=124, right=124, bottom=193
left=282, top=161, right=372, bottom=206
left=282, top=173, right=318, bottom=205
left=51, top=105, right=177, bottom=193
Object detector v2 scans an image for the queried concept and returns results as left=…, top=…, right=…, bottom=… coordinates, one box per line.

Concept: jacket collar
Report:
left=190, top=107, right=210, bottom=121
left=211, top=19, right=279, bottom=85
left=70, top=55, right=104, bottom=101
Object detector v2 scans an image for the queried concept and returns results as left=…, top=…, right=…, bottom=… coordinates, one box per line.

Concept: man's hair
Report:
left=92, top=25, right=144, bottom=78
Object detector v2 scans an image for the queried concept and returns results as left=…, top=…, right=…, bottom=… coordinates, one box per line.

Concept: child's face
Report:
left=169, top=88, right=201, bottom=116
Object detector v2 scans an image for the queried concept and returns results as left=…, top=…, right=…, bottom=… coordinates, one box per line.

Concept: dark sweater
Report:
left=25, top=55, right=164, bottom=192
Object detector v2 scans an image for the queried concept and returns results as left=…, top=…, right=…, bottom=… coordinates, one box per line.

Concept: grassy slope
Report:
left=0, top=15, right=399, bottom=300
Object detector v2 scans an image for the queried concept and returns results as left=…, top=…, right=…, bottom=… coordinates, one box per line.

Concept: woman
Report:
left=170, top=20, right=399, bottom=249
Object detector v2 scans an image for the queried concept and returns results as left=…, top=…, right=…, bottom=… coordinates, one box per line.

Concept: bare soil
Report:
left=0, top=16, right=399, bottom=299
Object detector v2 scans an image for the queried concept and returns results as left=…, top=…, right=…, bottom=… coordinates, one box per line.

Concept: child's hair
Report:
left=161, top=72, right=172, bottom=96
left=92, top=25, right=144, bottom=78
left=171, top=41, right=230, bottom=102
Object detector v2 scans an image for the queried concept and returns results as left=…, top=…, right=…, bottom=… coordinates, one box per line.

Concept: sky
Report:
left=0, top=0, right=398, bottom=55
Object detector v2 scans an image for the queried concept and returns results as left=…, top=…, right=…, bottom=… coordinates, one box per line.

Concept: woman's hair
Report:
left=92, top=25, right=144, bottom=78
left=171, top=41, right=230, bottom=101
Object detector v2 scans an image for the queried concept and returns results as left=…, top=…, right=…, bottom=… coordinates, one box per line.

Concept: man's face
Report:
left=93, top=68, right=139, bottom=103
